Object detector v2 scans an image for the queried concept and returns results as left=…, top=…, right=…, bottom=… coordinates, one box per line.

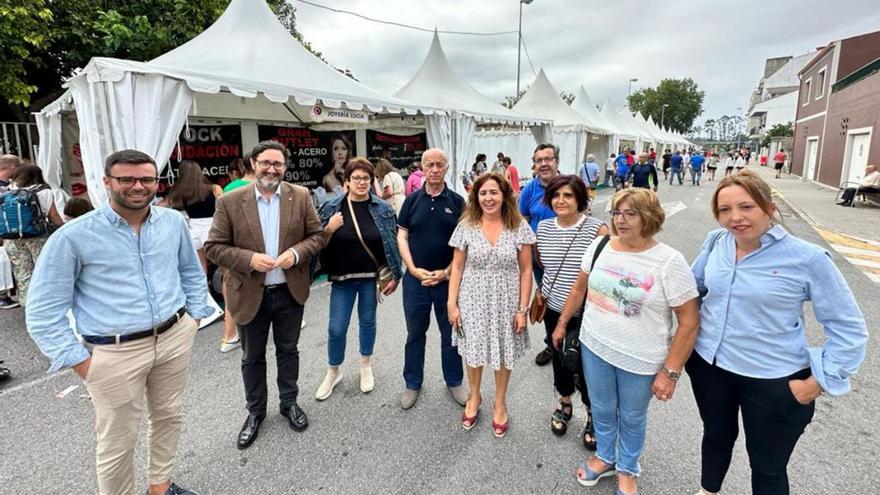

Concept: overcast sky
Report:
left=292, top=0, right=880, bottom=126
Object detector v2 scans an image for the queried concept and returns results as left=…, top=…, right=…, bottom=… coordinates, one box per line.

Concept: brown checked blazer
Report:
left=204, top=182, right=325, bottom=325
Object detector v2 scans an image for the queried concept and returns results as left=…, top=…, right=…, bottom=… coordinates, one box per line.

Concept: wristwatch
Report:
left=517, top=306, right=529, bottom=315
left=663, top=366, right=682, bottom=381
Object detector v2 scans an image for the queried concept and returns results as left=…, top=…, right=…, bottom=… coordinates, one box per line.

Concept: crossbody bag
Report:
left=346, top=197, right=395, bottom=299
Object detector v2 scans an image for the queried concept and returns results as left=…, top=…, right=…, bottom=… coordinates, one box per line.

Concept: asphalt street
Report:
left=1, top=175, right=878, bottom=494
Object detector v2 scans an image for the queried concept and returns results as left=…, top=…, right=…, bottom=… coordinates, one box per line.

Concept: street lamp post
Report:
left=735, top=107, right=743, bottom=150
left=516, top=0, right=534, bottom=97
left=626, top=78, right=638, bottom=109
left=660, top=103, right=670, bottom=128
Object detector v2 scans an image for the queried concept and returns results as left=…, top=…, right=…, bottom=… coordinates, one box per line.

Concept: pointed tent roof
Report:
left=617, top=109, right=655, bottom=142
left=513, top=69, right=598, bottom=131
left=633, top=112, right=666, bottom=143
left=142, top=0, right=428, bottom=113
left=599, top=100, right=639, bottom=140
left=570, top=86, right=616, bottom=135
left=395, top=31, right=541, bottom=125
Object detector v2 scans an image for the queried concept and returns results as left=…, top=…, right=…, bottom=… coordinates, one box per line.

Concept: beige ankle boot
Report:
left=360, top=364, right=374, bottom=393
left=315, top=367, right=342, bottom=401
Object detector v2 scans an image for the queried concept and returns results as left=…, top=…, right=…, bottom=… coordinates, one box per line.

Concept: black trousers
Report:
left=543, top=308, right=589, bottom=407
left=239, top=287, right=304, bottom=416
left=841, top=186, right=880, bottom=203
left=686, top=353, right=815, bottom=495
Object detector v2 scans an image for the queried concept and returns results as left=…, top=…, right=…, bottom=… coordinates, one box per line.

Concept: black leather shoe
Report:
left=535, top=348, right=552, bottom=366
left=281, top=404, right=309, bottom=432
left=237, top=413, right=264, bottom=450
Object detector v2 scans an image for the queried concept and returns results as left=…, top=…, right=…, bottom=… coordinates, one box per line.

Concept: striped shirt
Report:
left=536, top=215, right=604, bottom=315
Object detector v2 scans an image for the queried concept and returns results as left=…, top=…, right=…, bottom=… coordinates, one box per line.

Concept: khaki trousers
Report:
left=84, top=315, right=198, bottom=495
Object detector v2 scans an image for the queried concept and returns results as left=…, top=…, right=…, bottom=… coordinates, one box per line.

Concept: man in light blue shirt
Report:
left=578, top=153, right=600, bottom=199
left=26, top=150, right=210, bottom=495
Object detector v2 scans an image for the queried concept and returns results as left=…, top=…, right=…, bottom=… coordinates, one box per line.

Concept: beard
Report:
left=257, top=174, right=281, bottom=193
left=110, top=188, right=154, bottom=211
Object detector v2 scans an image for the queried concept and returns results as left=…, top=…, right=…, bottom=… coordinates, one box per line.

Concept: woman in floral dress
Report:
left=447, top=172, right=535, bottom=438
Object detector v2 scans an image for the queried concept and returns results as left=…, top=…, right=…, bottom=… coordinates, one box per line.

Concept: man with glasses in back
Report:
left=205, top=140, right=325, bottom=450
left=397, top=148, right=467, bottom=410
left=518, top=143, right=560, bottom=366
left=27, top=149, right=212, bottom=495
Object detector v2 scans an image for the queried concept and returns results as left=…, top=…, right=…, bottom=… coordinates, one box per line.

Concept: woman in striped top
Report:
left=536, top=175, right=608, bottom=449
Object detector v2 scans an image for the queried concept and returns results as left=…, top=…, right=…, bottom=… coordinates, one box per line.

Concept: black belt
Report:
left=263, top=283, right=287, bottom=292
left=82, top=307, right=186, bottom=346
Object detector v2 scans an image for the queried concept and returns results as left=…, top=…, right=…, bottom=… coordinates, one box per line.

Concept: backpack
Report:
left=0, top=185, right=52, bottom=239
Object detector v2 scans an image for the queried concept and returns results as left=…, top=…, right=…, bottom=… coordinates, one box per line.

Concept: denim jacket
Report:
left=317, top=192, right=403, bottom=280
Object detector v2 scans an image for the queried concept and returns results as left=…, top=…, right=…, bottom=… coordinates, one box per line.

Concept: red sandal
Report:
left=461, top=396, right=481, bottom=430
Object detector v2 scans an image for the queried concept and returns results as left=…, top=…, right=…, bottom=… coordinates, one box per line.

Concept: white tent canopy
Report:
left=395, top=31, right=540, bottom=126
left=510, top=69, right=599, bottom=171
left=513, top=69, right=598, bottom=132
left=36, top=0, right=441, bottom=205
left=394, top=31, right=544, bottom=191
left=570, top=86, right=617, bottom=136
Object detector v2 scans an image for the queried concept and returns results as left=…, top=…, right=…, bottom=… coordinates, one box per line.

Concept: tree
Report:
left=0, top=0, right=322, bottom=120
left=627, top=78, right=705, bottom=133
left=760, top=122, right=793, bottom=148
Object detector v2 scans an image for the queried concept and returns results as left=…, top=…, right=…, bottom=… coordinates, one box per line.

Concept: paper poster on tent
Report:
left=257, top=126, right=356, bottom=190
left=159, top=124, right=243, bottom=195
left=366, top=130, right=427, bottom=172
left=60, top=115, right=88, bottom=199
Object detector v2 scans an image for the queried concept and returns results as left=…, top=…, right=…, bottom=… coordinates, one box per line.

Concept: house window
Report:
left=815, top=68, right=826, bottom=99
left=803, top=78, right=812, bottom=106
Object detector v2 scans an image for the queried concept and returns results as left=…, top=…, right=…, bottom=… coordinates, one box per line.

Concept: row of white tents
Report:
left=35, top=0, right=691, bottom=203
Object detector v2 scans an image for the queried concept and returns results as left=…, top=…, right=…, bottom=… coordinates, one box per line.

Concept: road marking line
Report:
left=0, top=369, right=73, bottom=396
left=662, top=201, right=688, bottom=218
left=845, top=258, right=880, bottom=270
left=831, top=245, right=880, bottom=258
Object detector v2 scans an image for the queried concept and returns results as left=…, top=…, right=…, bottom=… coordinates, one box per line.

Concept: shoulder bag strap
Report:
left=347, top=196, right=381, bottom=270
left=580, top=234, right=611, bottom=313
left=544, top=217, right=588, bottom=295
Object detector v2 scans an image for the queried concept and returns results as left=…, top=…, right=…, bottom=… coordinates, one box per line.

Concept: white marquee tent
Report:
left=600, top=100, right=640, bottom=154
left=510, top=69, right=609, bottom=173
left=569, top=86, right=618, bottom=164
left=35, top=0, right=443, bottom=205
left=394, top=31, right=546, bottom=191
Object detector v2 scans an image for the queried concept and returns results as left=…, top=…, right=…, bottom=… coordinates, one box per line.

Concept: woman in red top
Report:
left=504, top=157, right=520, bottom=194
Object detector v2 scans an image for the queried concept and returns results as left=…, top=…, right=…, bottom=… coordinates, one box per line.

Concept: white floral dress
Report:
left=448, top=220, right=536, bottom=370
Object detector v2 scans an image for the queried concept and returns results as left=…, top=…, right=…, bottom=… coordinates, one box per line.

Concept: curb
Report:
left=770, top=188, right=823, bottom=228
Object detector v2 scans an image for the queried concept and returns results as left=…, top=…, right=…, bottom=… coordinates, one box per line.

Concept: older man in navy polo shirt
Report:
left=396, top=148, right=467, bottom=410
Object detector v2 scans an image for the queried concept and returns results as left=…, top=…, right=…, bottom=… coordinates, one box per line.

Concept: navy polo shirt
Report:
left=397, top=185, right=465, bottom=271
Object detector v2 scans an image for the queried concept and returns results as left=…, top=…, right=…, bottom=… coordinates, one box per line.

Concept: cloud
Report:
left=292, top=0, right=880, bottom=125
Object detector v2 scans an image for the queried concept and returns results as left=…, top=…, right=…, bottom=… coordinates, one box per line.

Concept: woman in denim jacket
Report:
left=314, top=158, right=402, bottom=400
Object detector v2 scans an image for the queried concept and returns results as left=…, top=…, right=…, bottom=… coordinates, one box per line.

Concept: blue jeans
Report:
left=581, top=344, right=655, bottom=477
left=402, top=272, right=463, bottom=389
left=669, top=169, right=683, bottom=185
left=690, top=168, right=702, bottom=185
left=327, top=279, right=377, bottom=366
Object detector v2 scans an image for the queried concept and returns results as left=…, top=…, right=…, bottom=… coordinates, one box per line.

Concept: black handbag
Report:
left=561, top=235, right=610, bottom=375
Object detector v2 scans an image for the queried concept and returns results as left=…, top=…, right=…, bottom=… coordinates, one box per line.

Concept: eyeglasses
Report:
left=610, top=209, right=638, bottom=220
left=349, top=175, right=372, bottom=183
left=255, top=160, right=286, bottom=170
left=109, top=176, right=159, bottom=187
left=424, top=162, right=447, bottom=170
left=533, top=157, right=556, bottom=164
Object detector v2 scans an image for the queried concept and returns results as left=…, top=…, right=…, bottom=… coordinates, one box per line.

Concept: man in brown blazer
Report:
left=205, top=140, right=325, bottom=450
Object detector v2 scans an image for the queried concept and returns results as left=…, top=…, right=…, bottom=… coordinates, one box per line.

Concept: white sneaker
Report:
left=360, top=365, right=374, bottom=393
left=220, top=335, right=241, bottom=353
left=315, top=368, right=342, bottom=401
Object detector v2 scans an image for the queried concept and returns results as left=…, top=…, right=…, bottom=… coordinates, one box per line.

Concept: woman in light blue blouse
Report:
left=689, top=171, right=868, bottom=495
